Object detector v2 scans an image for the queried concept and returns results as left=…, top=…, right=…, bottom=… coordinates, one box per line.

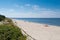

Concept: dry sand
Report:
left=12, top=19, right=60, bottom=40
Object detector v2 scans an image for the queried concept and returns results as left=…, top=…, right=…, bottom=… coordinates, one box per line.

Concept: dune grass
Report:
left=0, top=18, right=27, bottom=40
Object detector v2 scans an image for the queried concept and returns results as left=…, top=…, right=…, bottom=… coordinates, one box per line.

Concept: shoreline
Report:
left=13, top=19, right=60, bottom=27
left=12, top=19, right=60, bottom=40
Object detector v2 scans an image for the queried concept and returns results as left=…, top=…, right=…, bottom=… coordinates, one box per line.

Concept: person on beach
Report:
left=45, top=24, right=48, bottom=27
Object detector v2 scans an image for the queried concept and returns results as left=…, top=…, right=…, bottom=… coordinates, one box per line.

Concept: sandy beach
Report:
left=12, top=19, right=60, bottom=40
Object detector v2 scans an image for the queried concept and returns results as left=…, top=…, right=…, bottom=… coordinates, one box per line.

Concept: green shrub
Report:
left=0, top=25, right=26, bottom=40
left=0, top=15, right=5, bottom=21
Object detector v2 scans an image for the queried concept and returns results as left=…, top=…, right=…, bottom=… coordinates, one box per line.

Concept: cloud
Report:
left=0, top=8, right=15, bottom=17
left=9, top=9, right=14, bottom=12
left=14, top=4, right=20, bottom=7
left=25, top=4, right=31, bottom=7
left=32, top=5, right=40, bottom=10
left=0, top=4, right=60, bottom=18
left=20, top=6, right=24, bottom=8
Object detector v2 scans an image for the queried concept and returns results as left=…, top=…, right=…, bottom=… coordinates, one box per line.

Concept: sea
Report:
left=12, top=18, right=60, bottom=26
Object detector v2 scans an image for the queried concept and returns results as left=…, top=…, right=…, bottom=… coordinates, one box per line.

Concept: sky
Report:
left=0, top=0, right=60, bottom=18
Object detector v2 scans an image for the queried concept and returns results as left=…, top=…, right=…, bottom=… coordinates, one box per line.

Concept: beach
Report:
left=12, top=19, right=60, bottom=40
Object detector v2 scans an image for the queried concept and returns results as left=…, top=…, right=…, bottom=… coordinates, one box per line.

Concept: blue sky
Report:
left=0, top=0, right=60, bottom=18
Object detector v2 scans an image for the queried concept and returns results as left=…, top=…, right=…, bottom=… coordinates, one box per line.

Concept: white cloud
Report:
left=20, top=6, right=24, bottom=8
left=9, top=9, right=14, bottom=12
left=32, top=5, right=40, bottom=10
left=0, top=4, right=60, bottom=18
left=14, top=4, right=19, bottom=7
left=25, top=4, right=31, bottom=7
left=0, top=8, right=15, bottom=17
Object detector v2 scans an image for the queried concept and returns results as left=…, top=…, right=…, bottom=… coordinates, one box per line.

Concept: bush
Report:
left=0, top=25, right=26, bottom=40
left=0, top=15, right=5, bottom=21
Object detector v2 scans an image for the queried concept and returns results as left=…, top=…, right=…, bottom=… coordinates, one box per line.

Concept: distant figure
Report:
left=15, top=21, right=16, bottom=23
left=14, top=21, right=16, bottom=25
left=45, top=24, right=48, bottom=27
